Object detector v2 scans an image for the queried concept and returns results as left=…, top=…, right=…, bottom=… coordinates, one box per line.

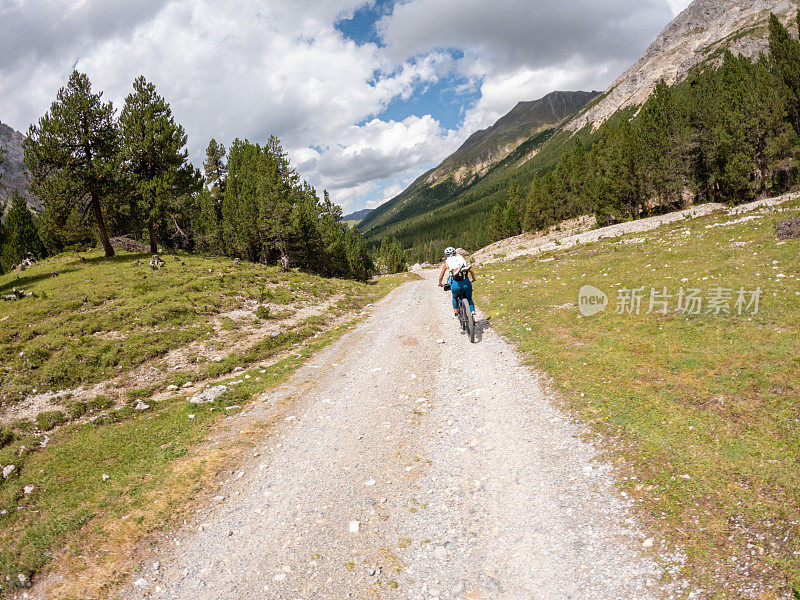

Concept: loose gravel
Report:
left=119, top=270, right=682, bottom=600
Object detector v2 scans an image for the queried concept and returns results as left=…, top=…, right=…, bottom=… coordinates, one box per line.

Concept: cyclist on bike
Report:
left=438, top=246, right=476, bottom=318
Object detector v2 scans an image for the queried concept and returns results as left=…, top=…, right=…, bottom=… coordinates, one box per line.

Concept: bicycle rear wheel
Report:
left=461, top=298, right=475, bottom=342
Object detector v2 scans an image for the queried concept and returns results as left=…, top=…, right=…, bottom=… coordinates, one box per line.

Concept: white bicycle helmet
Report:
left=444, top=247, right=456, bottom=257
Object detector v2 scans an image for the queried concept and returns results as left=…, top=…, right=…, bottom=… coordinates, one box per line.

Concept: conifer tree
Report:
left=120, top=76, right=198, bottom=254
left=503, top=201, right=521, bottom=237
left=769, top=12, right=800, bottom=134
left=0, top=192, right=44, bottom=271
left=204, top=139, right=227, bottom=201
left=24, top=70, right=119, bottom=257
left=345, top=228, right=373, bottom=281
left=488, top=203, right=506, bottom=242
left=637, top=80, right=684, bottom=210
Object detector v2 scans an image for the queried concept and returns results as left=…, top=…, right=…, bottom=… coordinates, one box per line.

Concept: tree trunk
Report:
left=91, top=190, right=115, bottom=257
left=148, top=219, right=158, bottom=254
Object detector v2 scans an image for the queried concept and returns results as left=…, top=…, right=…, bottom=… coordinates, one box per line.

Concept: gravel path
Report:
left=120, top=270, right=679, bottom=600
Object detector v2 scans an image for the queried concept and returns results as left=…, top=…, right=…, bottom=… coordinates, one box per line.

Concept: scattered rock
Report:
left=775, top=217, right=800, bottom=239
left=1, top=287, right=33, bottom=301
left=149, top=255, right=165, bottom=270
left=436, top=339, right=445, bottom=344
left=190, top=385, right=228, bottom=404
left=134, top=401, right=151, bottom=411
left=364, top=564, right=382, bottom=577
left=182, top=381, right=194, bottom=389
left=273, top=572, right=286, bottom=581
left=133, top=577, right=149, bottom=588
left=102, top=473, right=111, bottom=482
left=2, top=465, right=16, bottom=478
left=349, top=520, right=360, bottom=533
left=17, top=573, right=28, bottom=586
left=166, top=384, right=179, bottom=392
left=110, top=236, right=149, bottom=253
left=23, top=485, right=34, bottom=495
left=433, top=546, right=448, bottom=560
left=364, top=479, right=376, bottom=486
left=643, top=537, right=654, bottom=548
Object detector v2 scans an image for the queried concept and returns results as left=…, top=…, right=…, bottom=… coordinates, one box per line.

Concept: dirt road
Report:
left=121, top=270, right=679, bottom=600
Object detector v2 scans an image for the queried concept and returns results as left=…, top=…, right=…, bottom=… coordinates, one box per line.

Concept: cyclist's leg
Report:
left=450, top=280, right=460, bottom=315
left=464, top=280, right=476, bottom=312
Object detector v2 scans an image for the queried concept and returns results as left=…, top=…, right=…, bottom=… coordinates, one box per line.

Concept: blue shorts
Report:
left=450, top=278, right=475, bottom=311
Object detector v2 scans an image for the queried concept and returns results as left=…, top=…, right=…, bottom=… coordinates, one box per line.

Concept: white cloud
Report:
left=290, top=113, right=467, bottom=212
left=0, top=0, right=682, bottom=212
left=666, top=0, right=693, bottom=16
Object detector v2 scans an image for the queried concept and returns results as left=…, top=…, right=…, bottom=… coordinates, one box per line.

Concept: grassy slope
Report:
left=0, top=251, right=416, bottom=595
left=479, top=200, right=800, bottom=598
left=0, top=251, right=381, bottom=404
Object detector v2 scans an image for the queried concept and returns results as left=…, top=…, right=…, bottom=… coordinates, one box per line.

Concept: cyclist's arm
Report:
left=438, top=263, right=447, bottom=286
left=468, top=267, right=476, bottom=283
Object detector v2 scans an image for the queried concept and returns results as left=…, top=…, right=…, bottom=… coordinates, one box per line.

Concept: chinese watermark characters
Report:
left=578, top=285, right=762, bottom=317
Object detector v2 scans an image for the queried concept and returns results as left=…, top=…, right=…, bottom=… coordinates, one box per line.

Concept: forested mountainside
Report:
left=360, top=0, right=799, bottom=263
left=357, top=91, right=599, bottom=237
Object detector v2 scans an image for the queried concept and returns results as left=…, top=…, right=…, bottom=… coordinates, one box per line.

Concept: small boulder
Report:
left=190, top=385, right=228, bottom=404
left=134, top=401, right=150, bottom=411
left=349, top=520, right=360, bottom=533
left=149, top=255, right=165, bottom=270
left=102, top=473, right=111, bottom=481
left=2, top=465, right=15, bottom=479
left=23, top=484, right=34, bottom=495
left=166, top=384, right=179, bottom=392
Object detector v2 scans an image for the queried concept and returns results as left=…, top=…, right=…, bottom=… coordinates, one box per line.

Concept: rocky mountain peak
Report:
left=568, top=0, right=797, bottom=131
left=0, top=120, right=38, bottom=213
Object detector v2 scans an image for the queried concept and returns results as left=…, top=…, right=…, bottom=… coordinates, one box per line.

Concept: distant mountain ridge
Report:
left=359, top=90, right=599, bottom=234
left=429, top=90, right=601, bottom=187
left=341, top=208, right=373, bottom=222
left=0, top=121, right=37, bottom=213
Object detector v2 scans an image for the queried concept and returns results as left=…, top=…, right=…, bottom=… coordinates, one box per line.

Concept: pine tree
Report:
left=503, top=201, right=521, bottom=237
left=769, top=12, right=800, bottom=135
left=488, top=203, right=506, bottom=242
left=637, top=80, right=685, bottom=211
left=120, top=76, right=198, bottom=254
left=344, top=228, right=373, bottom=281
left=204, top=139, right=227, bottom=202
left=24, top=70, right=119, bottom=257
left=1, top=192, right=44, bottom=271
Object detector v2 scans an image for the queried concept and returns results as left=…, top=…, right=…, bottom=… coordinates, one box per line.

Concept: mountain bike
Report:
left=443, top=279, right=476, bottom=343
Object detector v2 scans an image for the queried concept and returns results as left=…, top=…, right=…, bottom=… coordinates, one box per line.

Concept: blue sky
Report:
left=0, top=0, right=692, bottom=213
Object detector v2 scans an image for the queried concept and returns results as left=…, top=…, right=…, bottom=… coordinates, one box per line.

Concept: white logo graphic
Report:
left=578, top=285, right=608, bottom=317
